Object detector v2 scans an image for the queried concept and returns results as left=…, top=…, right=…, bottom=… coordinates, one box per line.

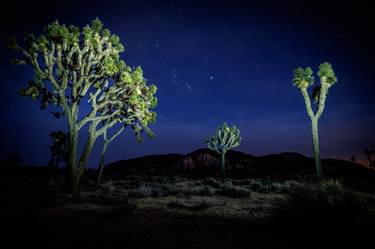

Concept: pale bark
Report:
left=96, top=126, right=125, bottom=188
left=301, top=85, right=327, bottom=179
left=311, top=118, right=323, bottom=178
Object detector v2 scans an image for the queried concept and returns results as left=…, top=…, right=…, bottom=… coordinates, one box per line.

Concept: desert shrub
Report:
left=100, top=180, right=115, bottom=196
left=218, top=180, right=251, bottom=198
left=128, top=183, right=163, bottom=198
left=316, top=179, right=344, bottom=195
left=270, top=180, right=306, bottom=194
left=204, top=177, right=221, bottom=188
left=272, top=180, right=366, bottom=227
left=160, top=183, right=178, bottom=195
left=189, top=185, right=216, bottom=196
left=248, top=179, right=266, bottom=193
left=193, top=181, right=203, bottom=186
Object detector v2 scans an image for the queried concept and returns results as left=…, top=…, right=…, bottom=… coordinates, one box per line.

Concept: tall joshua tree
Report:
left=9, top=18, right=157, bottom=192
left=206, top=123, right=241, bottom=182
left=292, top=62, right=337, bottom=179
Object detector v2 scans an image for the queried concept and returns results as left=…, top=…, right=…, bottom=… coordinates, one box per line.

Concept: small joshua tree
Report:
left=206, top=123, right=241, bottom=182
left=48, top=130, right=68, bottom=168
left=9, top=18, right=157, bottom=192
left=292, top=62, right=337, bottom=179
left=363, top=148, right=375, bottom=169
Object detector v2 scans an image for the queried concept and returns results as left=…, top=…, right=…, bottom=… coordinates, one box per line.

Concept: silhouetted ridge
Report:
left=105, top=149, right=375, bottom=182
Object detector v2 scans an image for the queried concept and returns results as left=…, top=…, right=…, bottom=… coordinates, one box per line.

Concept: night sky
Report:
left=1, top=0, right=374, bottom=167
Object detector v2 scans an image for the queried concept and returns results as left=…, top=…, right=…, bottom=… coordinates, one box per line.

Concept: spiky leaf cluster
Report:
left=10, top=18, right=125, bottom=110
left=317, top=62, right=337, bottom=86
left=97, top=65, right=158, bottom=142
left=292, top=62, right=337, bottom=105
left=292, top=67, right=314, bottom=90
left=206, top=123, right=241, bottom=154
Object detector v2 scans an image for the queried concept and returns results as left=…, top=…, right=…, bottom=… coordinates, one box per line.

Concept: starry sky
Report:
left=1, top=0, right=374, bottom=167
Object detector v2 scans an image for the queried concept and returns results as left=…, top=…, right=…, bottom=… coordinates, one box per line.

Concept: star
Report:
left=209, top=75, right=214, bottom=80
left=185, top=84, right=192, bottom=90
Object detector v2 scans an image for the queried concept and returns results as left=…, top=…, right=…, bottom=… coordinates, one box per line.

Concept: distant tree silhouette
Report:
left=350, top=156, right=356, bottom=163
left=48, top=131, right=68, bottom=168
left=363, top=148, right=375, bottom=169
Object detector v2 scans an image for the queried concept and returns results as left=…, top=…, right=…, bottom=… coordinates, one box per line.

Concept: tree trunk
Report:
left=66, top=124, right=79, bottom=193
left=311, top=118, right=323, bottom=179
left=97, top=141, right=109, bottom=188
left=221, top=152, right=226, bottom=182
left=78, top=134, right=97, bottom=176
left=78, top=122, right=99, bottom=176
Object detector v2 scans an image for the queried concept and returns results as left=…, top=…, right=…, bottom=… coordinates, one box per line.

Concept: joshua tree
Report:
left=48, top=130, right=68, bottom=168
left=363, top=148, right=375, bottom=169
left=292, top=62, right=337, bottom=179
left=206, top=123, right=241, bottom=182
left=9, top=18, right=157, bottom=192
left=96, top=68, right=157, bottom=187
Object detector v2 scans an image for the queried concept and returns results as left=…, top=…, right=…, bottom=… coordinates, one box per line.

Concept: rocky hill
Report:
left=105, top=149, right=375, bottom=184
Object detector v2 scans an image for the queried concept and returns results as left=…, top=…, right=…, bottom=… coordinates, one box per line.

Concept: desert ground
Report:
left=2, top=162, right=375, bottom=249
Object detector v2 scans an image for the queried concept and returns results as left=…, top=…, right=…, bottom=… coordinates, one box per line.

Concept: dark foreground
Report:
left=1, top=166, right=375, bottom=249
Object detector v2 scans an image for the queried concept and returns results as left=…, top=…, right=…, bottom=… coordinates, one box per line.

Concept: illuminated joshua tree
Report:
left=96, top=67, right=157, bottom=187
left=293, top=62, right=337, bottom=179
left=206, top=123, right=241, bottom=182
left=9, top=18, right=157, bottom=192
left=48, top=130, right=68, bottom=168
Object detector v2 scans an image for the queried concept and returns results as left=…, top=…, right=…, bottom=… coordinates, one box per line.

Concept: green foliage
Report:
left=103, top=57, right=119, bottom=76
left=206, top=123, right=241, bottom=154
left=292, top=62, right=337, bottom=96
left=317, top=62, right=337, bottom=86
left=292, top=67, right=314, bottom=89
left=91, top=17, right=103, bottom=33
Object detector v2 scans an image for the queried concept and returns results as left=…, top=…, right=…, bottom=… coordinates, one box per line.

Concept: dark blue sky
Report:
left=1, top=0, right=374, bottom=166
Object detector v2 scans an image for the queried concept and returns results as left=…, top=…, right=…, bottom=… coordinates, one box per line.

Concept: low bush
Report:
left=128, top=183, right=163, bottom=198
left=189, top=185, right=216, bottom=196
left=248, top=179, right=266, bottom=193
left=100, top=180, right=115, bottom=196
left=218, top=180, right=251, bottom=198
left=270, top=180, right=306, bottom=194
left=204, top=177, right=221, bottom=188
left=272, top=180, right=366, bottom=227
